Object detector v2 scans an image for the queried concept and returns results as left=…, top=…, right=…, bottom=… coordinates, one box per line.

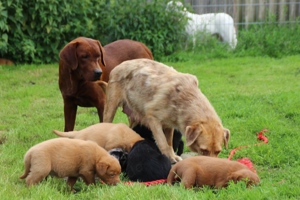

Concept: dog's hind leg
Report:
left=103, top=82, right=122, bottom=122
left=67, top=177, right=78, bottom=192
left=25, top=171, right=49, bottom=186
left=181, top=169, right=198, bottom=189
left=25, top=156, right=52, bottom=186
left=167, top=168, right=177, bottom=185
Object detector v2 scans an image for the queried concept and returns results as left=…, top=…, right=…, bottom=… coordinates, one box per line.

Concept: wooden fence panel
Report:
left=185, top=0, right=300, bottom=28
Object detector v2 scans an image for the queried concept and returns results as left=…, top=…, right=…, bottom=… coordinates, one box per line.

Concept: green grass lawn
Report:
left=0, top=55, right=299, bottom=199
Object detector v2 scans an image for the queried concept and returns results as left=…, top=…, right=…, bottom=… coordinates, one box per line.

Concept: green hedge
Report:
left=0, top=0, right=187, bottom=64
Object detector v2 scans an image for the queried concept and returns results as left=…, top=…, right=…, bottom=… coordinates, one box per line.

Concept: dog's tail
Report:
left=52, top=130, right=77, bottom=138
left=96, top=80, right=107, bottom=94
left=19, top=152, right=31, bottom=179
left=166, top=168, right=177, bottom=185
left=140, top=43, right=154, bottom=60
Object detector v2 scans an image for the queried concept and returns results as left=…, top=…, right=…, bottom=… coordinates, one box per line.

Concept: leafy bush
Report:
left=0, top=0, right=108, bottom=64
left=0, top=0, right=187, bottom=64
left=101, top=0, right=188, bottom=59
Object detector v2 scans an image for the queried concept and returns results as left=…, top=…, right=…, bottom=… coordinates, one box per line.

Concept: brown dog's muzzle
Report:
left=94, top=69, right=102, bottom=80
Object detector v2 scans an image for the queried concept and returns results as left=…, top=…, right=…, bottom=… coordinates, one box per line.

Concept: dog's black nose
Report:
left=94, top=69, right=102, bottom=79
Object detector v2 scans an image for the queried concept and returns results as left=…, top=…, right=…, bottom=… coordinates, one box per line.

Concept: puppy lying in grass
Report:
left=19, top=138, right=121, bottom=191
left=53, top=123, right=144, bottom=152
left=167, top=156, right=260, bottom=189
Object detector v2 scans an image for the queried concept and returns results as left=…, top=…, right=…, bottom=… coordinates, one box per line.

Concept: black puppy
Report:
left=126, top=140, right=171, bottom=182
left=108, top=148, right=128, bottom=172
left=132, top=124, right=184, bottom=156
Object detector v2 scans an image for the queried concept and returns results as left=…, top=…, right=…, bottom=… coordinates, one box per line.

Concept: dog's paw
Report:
left=170, top=155, right=183, bottom=164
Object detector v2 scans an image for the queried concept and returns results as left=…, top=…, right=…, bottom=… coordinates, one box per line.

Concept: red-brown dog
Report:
left=167, top=156, right=260, bottom=189
left=101, top=39, right=154, bottom=82
left=59, top=37, right=153, bottom=131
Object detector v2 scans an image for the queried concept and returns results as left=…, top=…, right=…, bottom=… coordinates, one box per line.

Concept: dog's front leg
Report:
left=80, top=173, right=96, bottom=186
left=63, top=99, right=77, bottom=131
left=147, top=117, right=182, bottom=163
left=164, top=128, right=174, bottom=149
left=67, top=177, right=78, bottom=192
left=96, top=106, right=104, bottom=122
left=103, top=82, right=122, bottom=123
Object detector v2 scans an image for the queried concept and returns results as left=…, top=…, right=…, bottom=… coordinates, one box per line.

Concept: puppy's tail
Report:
left=19, top=152, right=31, bottom=179
left=52, top=130, right=77, bottom=138
left=166, top=168, right=177, bottom=185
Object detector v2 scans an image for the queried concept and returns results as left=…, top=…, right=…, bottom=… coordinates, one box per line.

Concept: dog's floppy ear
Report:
left=185, top=124, right=201, bottom=146
left=96, top=161, right=109, bottom=176
left=223, top=128, right=230, bottom=149
left=59, top=41, right=78, bottom=70
left=97, top=40, right=106, bottom=67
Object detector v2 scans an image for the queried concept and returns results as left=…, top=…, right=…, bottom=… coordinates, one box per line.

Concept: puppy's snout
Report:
left=94, top=69, right=102, bottom=79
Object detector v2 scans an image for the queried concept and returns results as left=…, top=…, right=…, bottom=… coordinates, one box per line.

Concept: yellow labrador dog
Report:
left=19, top=138, right=121, bottom=191
left=53, top=123, right=144, bottom=152
left=103, top=59, right=230, bottom=163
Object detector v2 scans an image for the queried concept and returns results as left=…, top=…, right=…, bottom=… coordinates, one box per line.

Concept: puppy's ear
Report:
left=185, top=124, right=201, bottom=146
left=223, top=128, right=230, bottom=149
left=59, top=41, right=78, bottom=70
left=97, top=40, right=106, bottom=67
left=96, top=161, right=109, bottom=176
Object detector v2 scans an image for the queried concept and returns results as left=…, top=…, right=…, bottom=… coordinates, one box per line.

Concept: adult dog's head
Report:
left=185, top=122, right=230, bottom=157
left=59, top=37, right=106, bottom=95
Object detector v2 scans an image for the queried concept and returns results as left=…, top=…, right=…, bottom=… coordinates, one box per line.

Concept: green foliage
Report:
left=101, top=0, right=188, bottom=59
left=0, top=0, right=106, bottom=63
left=162, top=32, right=234, bottom=62
left=0, top=0, right=187, bottom=63
left=236, top=15, right=300, bottom=58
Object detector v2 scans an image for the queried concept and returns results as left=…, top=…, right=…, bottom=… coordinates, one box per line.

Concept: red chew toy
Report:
left=228, top=129, right=269, bottom=172
left=123, top=179, right=167, bottom=186
left=257, top=129, right=268, bottom=143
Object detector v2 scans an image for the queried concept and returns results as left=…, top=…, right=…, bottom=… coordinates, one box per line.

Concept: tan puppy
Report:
left=167, top=156, right=260, bottom=189
left=103, top=59, right=230, bottom=163
left=19, top=138, right=121, bottom=191
left=53, top=123, right=144, bottom=152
